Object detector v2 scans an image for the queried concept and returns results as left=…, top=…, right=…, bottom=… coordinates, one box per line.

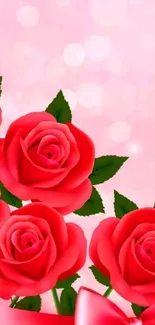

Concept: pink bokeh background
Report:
left=0, top=0, right=155, bottom=317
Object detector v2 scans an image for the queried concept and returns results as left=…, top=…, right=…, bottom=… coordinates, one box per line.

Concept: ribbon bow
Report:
left=1, top=287, right=155, bottom=325
left=75, top=287, right=153, bottom=325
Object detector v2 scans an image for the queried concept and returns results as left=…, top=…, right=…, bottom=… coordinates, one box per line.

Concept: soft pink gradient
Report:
left=0, top=0, right=154, bottom=317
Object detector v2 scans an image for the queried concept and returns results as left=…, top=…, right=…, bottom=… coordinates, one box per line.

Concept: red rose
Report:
left=0, top=112, right=95, bottom=215
left=0, top=200, right=86, bottom=298
left=89, top=208, right=155, bottom=306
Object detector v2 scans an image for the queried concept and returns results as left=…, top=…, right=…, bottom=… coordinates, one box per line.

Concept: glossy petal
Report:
left=55, top=179, right=92, bottom=215
left=11, top=203, right=68, bottom=256
left=54, top=123, right=95, bottom=191
left=4, top=112, right=56, bottom=152
left=58, top=223, right=87, bottom=280
left=113, top=208, right=155, bottom=253
left=97, top=218, right=149, bottom=306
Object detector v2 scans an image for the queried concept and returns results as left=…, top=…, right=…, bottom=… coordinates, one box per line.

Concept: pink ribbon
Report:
left=1, top=287, right=155, bottom=325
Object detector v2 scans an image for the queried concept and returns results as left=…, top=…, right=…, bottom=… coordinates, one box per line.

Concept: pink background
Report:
left=0, top=0, right=155, bottom=317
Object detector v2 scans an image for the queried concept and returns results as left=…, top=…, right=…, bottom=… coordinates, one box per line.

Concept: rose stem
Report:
left=9, top=296, right=20, bottom=308
left=103, top=286, right=113, bottom=298
left=51, top=288, right=60, bottom=314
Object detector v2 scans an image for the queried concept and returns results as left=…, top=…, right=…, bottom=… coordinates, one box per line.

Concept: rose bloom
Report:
left=89, top=208, right=155, bottom=306
left=0, top=112, right=95, bottom=215
left=0, top=200, right=86, bottom=298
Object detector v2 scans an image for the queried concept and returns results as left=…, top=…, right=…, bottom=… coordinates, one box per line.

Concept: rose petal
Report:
left=0, top=164, right=84, bottom=207
left=0, top=153, right=92, bottom=211
left=19, top=138, right=66, bottom=186
left=132, top=281, right=155, bottom=295
left=97, top=218, right=149, bottom=306
left=14, top=244, right=79, bottom=296
left=58, top=222, right=87, bottom=280
left=53, top=123, right=95, bottom=191
left=25, top=129, right=57, bottom=151
left=29, top=129, right=70, bottom=167
left=29, top=144, right=61, bottom=169
left=20, top=131, right=80, bottom=188
left=31, top=142, right=80, bottom=188
left=0, top=128, right=71, bottom=190
left=5, top=130, right=22, bottom=181
left=131, top=281, right=155, bottom=306
left=12, top=237, right=56, bottom=280
left=64, top=142, right=80, bottom=169
left=0, top=139, right=5, bottom=166
left=136, top=231, right=155, bottom=271
left=55, top=179, right=92, bottom=215
left=14, top=239, right=44, bottom=262
left=0, top=218, right=45, bottom=259
left=118, top=223, right=155, bottom=271
left=12, top=229, right=40, bottom=258
left=113, top=208, right=155, bottom=253
left=0, top=277, right=20, bottom=299
left=24, top=121, right=76, bottom=148
left=118, top=226, right=155, bottom=285
left=11, top=203, right=68, bottom=256
left=0, top=259, right=35, bottom=285
left=0, top=215, right=57, bottom=280
left=89, top=219, right=116, bottom=277
left=4, top=112, right=56, bottom=152
left=0, top=200, right=11, bottom=227
left=37, top=130, right=70, bottom=166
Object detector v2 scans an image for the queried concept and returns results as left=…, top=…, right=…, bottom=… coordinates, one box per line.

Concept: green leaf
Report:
left=131, top=304, right=147, bottom=317
left=59, top=287, right=77, bottom=316
left=0, top=182, right=22, bottom=208
left=74, top=186, right=104, bottom=216
left=14, top=296, right=41, bottom=312
left=0, top=76, right=2, bottom=97
left=89, top=155, right=128, bottom=185
left=89, top=265, right=110, bottom=286
left=45, top=90, right=72, bottom=123
left=114, top=190, right=138, bottom=219
left=56, top=274, right=80, bottom=289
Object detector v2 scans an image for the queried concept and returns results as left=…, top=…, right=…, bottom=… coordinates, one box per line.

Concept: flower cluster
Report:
left=0, top=77, right=154, bottom=318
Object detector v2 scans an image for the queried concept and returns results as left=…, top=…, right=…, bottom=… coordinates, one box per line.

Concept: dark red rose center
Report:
left=41, top=144, right=62, bottom=161
left=135, top=233, right=155, bottom=274
left=27, top=134, right=66, bottom=169
left=142, top=238, right=155, bottom=260
left=20, top=231, right=38, bottom=250
left=11, top=229, right=44, bottom=261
